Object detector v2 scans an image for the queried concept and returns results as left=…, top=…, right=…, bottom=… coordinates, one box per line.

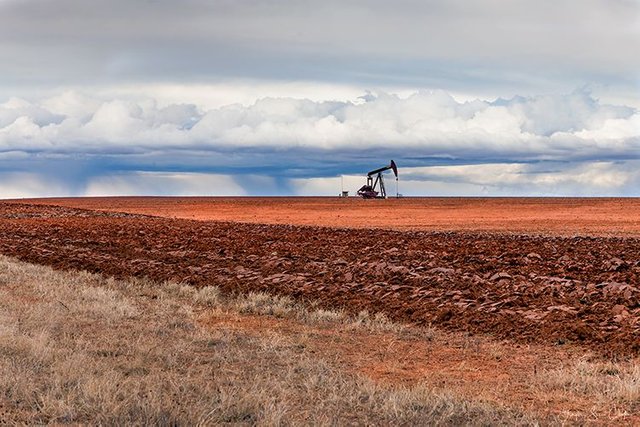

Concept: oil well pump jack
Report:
left=357, top=160, right=398, bottom=199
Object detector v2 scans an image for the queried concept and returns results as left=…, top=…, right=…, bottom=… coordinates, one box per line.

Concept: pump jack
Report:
left=357, top=160, right=398, bottom=199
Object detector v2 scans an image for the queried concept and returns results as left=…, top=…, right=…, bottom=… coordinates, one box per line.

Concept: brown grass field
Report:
left=1, top=197, right=639, bottom=424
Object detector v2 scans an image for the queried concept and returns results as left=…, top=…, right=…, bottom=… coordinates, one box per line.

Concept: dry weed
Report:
left=234, top=291, right=296, bottom=318
left=540, top=359, right=640, bottom=412
left=192, top=285, right=221, bottom=306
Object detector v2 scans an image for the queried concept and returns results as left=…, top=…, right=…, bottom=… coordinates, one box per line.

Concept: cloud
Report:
left=0, top=97, right=64, bottom=128
left=1, top=161, right=639, bottom=199
left=0, top=172, right=69, bottom=198
left=401, top=162, right=636, bottom=195
left=0, top=0, right=638, bottom=103
left=85, top=172, right=247, bottom=196
left=0, top=89, right=637, bottom=162
left=292, top=161, right=640, bottom=197
left=0, top=88, right=639, bottom=197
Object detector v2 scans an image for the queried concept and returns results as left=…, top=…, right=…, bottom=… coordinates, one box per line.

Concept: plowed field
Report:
left=1, top=201, right=638, bottom=357
left=18, top=196, right=640, bottom=236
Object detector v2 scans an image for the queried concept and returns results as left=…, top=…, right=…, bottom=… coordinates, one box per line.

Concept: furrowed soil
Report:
left=19, top=196, right=640, bottom=236
left=0, top=201, right=638, bottom=357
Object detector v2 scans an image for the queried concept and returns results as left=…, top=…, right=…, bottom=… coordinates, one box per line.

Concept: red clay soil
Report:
left=1, top=202, right=638, bottom=357
left=18, top=196, right=640, bottom=236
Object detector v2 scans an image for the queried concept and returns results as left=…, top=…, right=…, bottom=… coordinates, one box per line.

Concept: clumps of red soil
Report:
left=0, top=202, right=638, bottom=356
left=0, top=203, right=147, bottom=219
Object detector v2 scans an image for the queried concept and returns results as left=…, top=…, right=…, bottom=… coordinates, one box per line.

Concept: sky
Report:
left=0, top=0, right=639, bottom=197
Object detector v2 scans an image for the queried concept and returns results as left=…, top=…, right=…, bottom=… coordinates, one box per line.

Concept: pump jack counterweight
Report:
left=357, top=160, right=398, bottom=199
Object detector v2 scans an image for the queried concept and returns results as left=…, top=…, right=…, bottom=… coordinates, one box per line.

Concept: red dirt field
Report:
left=16, top=196, right=640, bottom=236
left=0, top=202, right=638, bottom=357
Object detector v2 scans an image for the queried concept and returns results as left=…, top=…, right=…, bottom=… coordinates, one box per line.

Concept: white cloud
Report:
left=95, top=81, right=369, bottom=110
left=40, top=91, right=102, bottom=122
left=0, top=89, right=637, bottom=162
left=574, top=113, right=640, bottom=140
left=0, top=97, right=63, bottom=128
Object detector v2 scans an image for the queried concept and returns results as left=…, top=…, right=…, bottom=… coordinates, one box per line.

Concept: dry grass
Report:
left=0, top=255, right=541, bottom=425
left=221, top=289, right=420, bottom=335
left=538, top=359, right=640, bottom=419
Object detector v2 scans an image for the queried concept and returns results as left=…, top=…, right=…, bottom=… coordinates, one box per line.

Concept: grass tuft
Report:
left=541, top=359, right=640, bottom=404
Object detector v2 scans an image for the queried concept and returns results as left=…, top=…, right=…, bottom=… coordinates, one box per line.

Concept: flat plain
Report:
left=1, top=197, right=639, bottom=423
left=22, top=196, right=640, bottom=236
